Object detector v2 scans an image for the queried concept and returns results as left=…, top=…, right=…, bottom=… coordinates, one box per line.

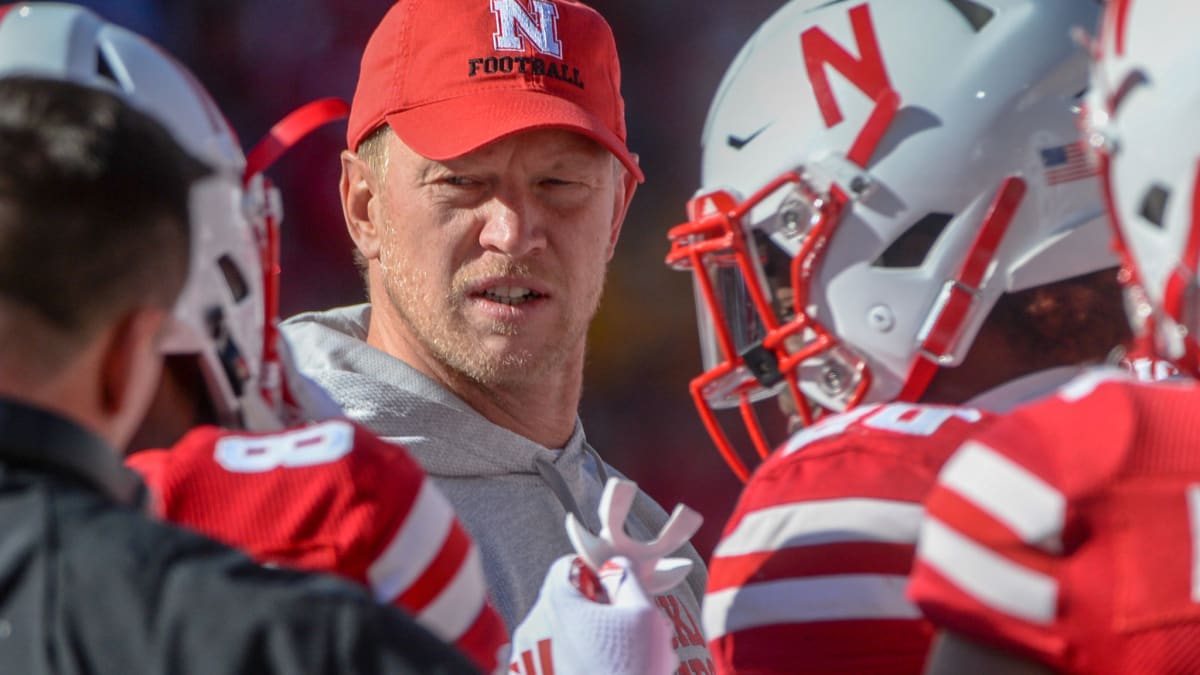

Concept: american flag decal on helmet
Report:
left=1040, top=141, right=1099, bottom=186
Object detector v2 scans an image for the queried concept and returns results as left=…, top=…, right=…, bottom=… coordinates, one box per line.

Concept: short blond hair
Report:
left=357, top=125, right=391, bottom=181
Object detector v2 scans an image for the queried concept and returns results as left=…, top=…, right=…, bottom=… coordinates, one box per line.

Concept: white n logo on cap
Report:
left=491, top=0, right=563, bottom=59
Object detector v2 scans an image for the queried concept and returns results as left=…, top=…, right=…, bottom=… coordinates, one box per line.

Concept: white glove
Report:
left=506, top=478, right=703, bottom=675
left=566, top=477, right=703, bottom=595
left=507, top=555, right=677, bottom=675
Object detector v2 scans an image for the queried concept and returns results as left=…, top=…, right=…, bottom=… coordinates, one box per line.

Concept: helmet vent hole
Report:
left=206, top=307, right=248, bottom=396
left=945, top=0, right=994, bottom=32
left=873, top=212, right=952, bottom=269
left=1138, top=184, right=1170, bottom=229
left=217, top=254, right=249, bottom=302
left=94, top=47, right=119, bottom=85
left=809, top=1, right=854, bottom=12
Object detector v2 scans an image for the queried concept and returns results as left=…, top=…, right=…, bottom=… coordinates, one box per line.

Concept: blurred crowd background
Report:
left=74, top=0, right=791, bottom=557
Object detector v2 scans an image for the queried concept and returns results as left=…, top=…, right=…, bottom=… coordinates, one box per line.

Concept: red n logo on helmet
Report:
left=800, top=3, right=893, bottom=129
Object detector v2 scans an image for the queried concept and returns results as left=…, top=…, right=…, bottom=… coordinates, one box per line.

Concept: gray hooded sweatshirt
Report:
left=282, top=304, right=712, bottom=667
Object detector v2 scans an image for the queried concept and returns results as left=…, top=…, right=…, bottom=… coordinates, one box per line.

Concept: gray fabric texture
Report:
left=281, top=304, right=711, bottom=665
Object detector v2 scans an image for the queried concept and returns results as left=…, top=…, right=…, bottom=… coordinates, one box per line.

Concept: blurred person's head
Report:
left=339, top=0, right=640, bottom=446
left=1086, top=0, right=1200, bottom=378
left=0, top=74, right=201, bottom=449
left=0, top=3, right=343, bottom=451
left=666, top=0, right=1123, bottom=480
left=920, top=6, right=1200, bottom=670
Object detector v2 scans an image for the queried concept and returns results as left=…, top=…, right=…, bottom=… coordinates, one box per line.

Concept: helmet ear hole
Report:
left=873, top=212, right=952, bottom=269
left=205, top=306, right=248, bottom=400
left=945, top=0, right=995, bottom=32
left=94, top=46, right=118, bottom=85
left=217, top=254, right=249, bottom=302
left=1138, top=184, right=1170, bottom=228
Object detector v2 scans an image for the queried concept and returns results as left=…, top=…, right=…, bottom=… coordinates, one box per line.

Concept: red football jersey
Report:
left=704, top=402, right=996, bottom=675
left=909, top=371, right=1200, bottom=674
left=127, top=420, right=507, bottom=673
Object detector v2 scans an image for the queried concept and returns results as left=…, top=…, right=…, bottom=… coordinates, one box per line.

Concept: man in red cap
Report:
left=281, top=0, right=712, bottom=671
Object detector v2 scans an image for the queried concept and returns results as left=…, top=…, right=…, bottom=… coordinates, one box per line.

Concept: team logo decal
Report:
left=491, top=0, right=562, bottom=58
left=797, top=2, right=900, bottom=168
left=800, top=3, right=893, bottom=130
left=470, top=0, right=583, bottom=88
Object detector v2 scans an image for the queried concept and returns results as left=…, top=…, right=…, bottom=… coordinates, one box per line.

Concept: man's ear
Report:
left=341, top=149, right=382, bottom=261
left=99, top=306, right=168, bottom=449
left=606, top=156, right=640, bottom=261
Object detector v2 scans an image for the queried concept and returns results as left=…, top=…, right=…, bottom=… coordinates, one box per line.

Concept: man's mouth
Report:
left=478, top=285, right=546, bottom=306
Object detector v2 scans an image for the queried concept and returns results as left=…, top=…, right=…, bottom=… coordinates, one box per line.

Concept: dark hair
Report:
left=0, top=77, right=208, bottom=358
left=991, top=266, right=1131, bottom=368
left=922, top=266, right=1130, bottom=405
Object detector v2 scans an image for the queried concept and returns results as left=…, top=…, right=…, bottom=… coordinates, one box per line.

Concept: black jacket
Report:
left=0, top=399, right=481, bottom=674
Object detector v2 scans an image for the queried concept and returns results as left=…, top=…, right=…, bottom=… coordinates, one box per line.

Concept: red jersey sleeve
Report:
left=127, top=420, right=506, bottom=673
left=907, top=429, right=1074, bottom=666
left=704, top=403, right=991, bottom=675
left=910, top=370, right=1200, bottom=673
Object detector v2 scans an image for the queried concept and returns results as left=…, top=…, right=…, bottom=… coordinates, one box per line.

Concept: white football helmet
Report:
left=1085, top=0, right=1200, bottom=377
left=0, top=2, right=335, bottom=431
left=666, top=0, right=1112, bottom=479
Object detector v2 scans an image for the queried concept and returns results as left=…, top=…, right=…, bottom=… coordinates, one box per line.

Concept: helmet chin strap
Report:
left=241, top=98, right=350, bottom=427
left=898, top=176, right=1027, bottom=403
left=243, top=98, right=351, bottom=182
left=1157, top=161, right=1200, bottom=376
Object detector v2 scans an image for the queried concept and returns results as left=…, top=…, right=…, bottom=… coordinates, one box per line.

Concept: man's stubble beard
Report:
left=379, top=236, right=604, bottom=390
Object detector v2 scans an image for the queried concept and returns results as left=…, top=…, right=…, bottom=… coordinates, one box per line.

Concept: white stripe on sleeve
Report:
left=713, top=498, right=925, bottom=558
left=703, top=574, right=921, bottom=639
left=1187, top=485, right=1200, bottom=602
left=367, top=479, right=454, bottom=601
left=917, top=516, right=1058, bottom=625
left=417, top=545, right=489, bottom=640
left=939, top=441, right=1065, bottom=550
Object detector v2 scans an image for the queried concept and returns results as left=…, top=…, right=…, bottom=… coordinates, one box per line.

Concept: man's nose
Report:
left=477, top=192, right=547, bottom=258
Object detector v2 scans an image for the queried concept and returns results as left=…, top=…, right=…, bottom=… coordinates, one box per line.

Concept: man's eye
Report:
left=443, top=176, right=475, bottom=186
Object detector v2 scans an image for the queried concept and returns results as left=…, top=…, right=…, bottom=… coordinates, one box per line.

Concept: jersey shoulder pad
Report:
left=141, top=420, right=430, bottom=579
left=764, top=402, right=993, bottom=477
left=992, top=370, right=1141, bottom=499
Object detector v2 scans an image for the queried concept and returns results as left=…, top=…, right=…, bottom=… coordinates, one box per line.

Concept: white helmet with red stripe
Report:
left=666, top=0, right=1111, bottom=479
left=1086, top=0, right=1200, bottom=376
left=0, top=2, right=326, bottom=431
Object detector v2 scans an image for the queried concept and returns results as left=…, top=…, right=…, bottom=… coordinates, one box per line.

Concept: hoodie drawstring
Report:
left=533, top=456, right=596, bottom=535
left=532, top=443, right=612, bottom=536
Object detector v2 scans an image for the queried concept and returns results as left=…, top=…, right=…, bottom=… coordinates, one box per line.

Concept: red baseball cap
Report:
left=347, top=0, right=643, bottom=182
